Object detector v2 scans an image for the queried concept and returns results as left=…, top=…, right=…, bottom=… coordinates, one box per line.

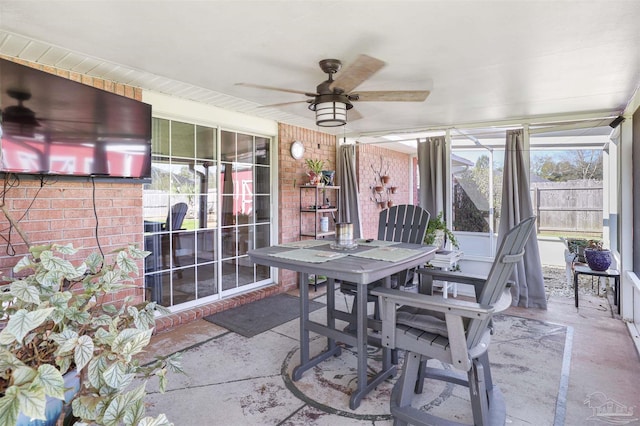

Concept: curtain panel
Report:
left=417, top=136, right=447, bottom=217
left=336, top=144, right=362, bottom=239
left=498, top=129, right=547, bottom=309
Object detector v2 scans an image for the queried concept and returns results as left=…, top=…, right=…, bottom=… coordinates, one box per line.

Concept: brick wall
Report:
left=0, top=175, right=146, bottom=300
left=277, top=123, right=337, bottom=290
left=356, top=144, right=412, bottom=238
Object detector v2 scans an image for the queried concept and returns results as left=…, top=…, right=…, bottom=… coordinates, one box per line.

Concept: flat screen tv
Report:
left=0, top=58, right=152, bottom=179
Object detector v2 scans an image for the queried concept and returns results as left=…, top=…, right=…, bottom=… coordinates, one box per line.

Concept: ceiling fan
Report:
left=1, top=89, right=41, bottom=137
left=236, top=54, right=430, bottom=127
left=1, top=89, right=100, bottom=138
left=2, top=89, right=39, bottom=124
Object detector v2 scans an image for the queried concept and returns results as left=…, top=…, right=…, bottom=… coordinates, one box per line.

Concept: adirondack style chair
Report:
left=371, top=216, right=536, bottom=426
left=339, top=204, right=430, bottom=330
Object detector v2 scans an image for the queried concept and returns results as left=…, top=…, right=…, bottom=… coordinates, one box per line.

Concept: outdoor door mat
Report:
left=203, top=293, right=324, bottom=337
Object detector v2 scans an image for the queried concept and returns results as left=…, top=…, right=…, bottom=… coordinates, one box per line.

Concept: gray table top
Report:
left=248, top=241, right=437, bottom=285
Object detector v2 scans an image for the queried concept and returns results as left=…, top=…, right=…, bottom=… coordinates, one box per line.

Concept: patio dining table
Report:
left=248, top=239, right=437, bottom=409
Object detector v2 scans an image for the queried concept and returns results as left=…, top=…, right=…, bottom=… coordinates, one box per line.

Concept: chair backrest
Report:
left=466, top=216, right=536, bottom=348
left=166, top=202, right=188, bottom=231
left=378, top=204, right=430, bottom=244
left=378, top=205, right=430, bottom=286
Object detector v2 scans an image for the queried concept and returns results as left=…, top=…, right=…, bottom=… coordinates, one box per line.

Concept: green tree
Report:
left=531, top=150, right=602, bottom=181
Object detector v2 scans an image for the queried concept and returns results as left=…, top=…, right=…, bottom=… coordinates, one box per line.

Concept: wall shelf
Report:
left=299, top=185, right=340, bottom=291
left=299, top=185, right=340, bottom=240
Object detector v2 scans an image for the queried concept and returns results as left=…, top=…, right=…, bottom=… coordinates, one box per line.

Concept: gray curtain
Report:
left=336, top=144, right=362, bottom=238
left=417, top=136, right=447, bottom=216
left=498, top=129, right=547, bottom=309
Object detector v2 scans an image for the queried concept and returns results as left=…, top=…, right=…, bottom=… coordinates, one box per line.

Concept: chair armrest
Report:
left=417, top=268, right=490, bottom=297
left=370, top=287, right=494, bottom=319
left=416, top=268, right=487, bottom=287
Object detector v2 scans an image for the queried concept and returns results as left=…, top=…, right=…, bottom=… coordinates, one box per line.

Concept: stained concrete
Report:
left=141, top=277, right=639, bottom=426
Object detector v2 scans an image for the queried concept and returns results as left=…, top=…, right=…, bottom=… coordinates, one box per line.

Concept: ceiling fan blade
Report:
left=235, top=82, right=315, bottom=96
left=354, top=90, right=430, bottom=102
left=348, top=108, right=363, bottom=121
left=258, top=100, right=309, bottom=108
left=330, top=54, right=385, bottom=93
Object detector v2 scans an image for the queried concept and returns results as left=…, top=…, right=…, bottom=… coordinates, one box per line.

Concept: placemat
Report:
left=279, top=240, right=330, bottom=248
left=269, top=248, right=348, bottom=263
left=350, top=246, right=420, bottom=262
left=355, top=239, right=397, bottom=247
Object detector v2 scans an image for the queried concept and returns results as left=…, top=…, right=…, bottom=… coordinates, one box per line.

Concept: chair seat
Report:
left=396, top=306, right=448, bottom=336
left=339, top=278, right=386, bottom=300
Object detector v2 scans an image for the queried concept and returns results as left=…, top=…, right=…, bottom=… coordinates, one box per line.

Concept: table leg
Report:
left=349, top=277, right=397, bottom=410
left=574, top=271, right=579, bottom=308
left=350, top=279, right=369, bottom=409
left=297, top=272, right=310, bottom=370
left=326, top=278, right=341, bottom=356
left=616, top=276, right=620, bottom=315
left=292, top=272, right=341, bottom=381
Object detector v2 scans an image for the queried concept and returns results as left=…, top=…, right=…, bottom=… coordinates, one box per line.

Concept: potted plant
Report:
left=562, top=237, right=589, bottom=263
left=424, top=211, right=459, bottom=250
left=584, top=239, right=611, bottom=271
left=305, top=158, right=327, bottom=185
left=0, top=243, right=181, bottom=425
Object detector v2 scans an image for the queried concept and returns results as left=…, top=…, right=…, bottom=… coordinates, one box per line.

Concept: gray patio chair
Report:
left=371, top=216, right=535, bottom=426
left=339, top=204, right=430, bottom=331
left=161, top=202, right=188, bottom=271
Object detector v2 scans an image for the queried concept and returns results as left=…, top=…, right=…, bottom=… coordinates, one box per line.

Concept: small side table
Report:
left=573, top=264, right=620, bottom=314
left=429, top=250, right=464, bottom=299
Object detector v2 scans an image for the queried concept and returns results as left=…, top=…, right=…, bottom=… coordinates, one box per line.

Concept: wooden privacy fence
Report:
left=530, top=180, right=603, bottom=236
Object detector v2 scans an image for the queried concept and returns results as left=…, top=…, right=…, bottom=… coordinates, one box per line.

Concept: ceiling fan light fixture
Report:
left=309, top=93, right=353, bottom=127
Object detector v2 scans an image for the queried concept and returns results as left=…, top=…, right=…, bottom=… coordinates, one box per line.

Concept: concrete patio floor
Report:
left=141, top=274, right=640, bottom=425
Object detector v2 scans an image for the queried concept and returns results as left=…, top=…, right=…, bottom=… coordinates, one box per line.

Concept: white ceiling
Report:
left=0, top=0, right=639, bottom=147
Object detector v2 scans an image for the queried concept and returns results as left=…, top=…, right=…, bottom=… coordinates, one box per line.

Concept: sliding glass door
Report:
left=143, top=119, right=272, bottom=309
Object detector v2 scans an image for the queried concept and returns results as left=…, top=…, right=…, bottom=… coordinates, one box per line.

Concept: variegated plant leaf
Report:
left=39, top=250, right=78, bottom=276
left=6, top=308, right=54, bottom=342
left=74, top=335, right=95, bottom=371
left=9, top=280, right=40, bottom=305
left=137, top=413, right=173, bottom=426
left=16, top=386, right=47, bottom=420
left=84, top=252, right=104, bottom=273
left=102, top=393, right=130, bottom=426
left=72, top=394, right=100, bottom=421
left=52, top=243, right=77, bottom=255
left=11, top=366, right=36, bottom=386
left=51, top=329, right=79, bottom=351
left=123, top=398, right=146, bottom=426
left=102, top=361, right=133, bottom=390
left=0, top=328, right=17, bottom=346
left=32, top=364, right=66, bottom=400
left=0, top=385, right=20, bottom=426
left=116, top=250, right=138, bottom=274
left=113, top=329, right=152, bottom=358
left=12, top=255, right=34, bottom=274
left=88, top=355, right=108, bottom=390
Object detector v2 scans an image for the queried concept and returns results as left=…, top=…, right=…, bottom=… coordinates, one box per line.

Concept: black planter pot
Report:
left=584, top=248, right=612, bottom=271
